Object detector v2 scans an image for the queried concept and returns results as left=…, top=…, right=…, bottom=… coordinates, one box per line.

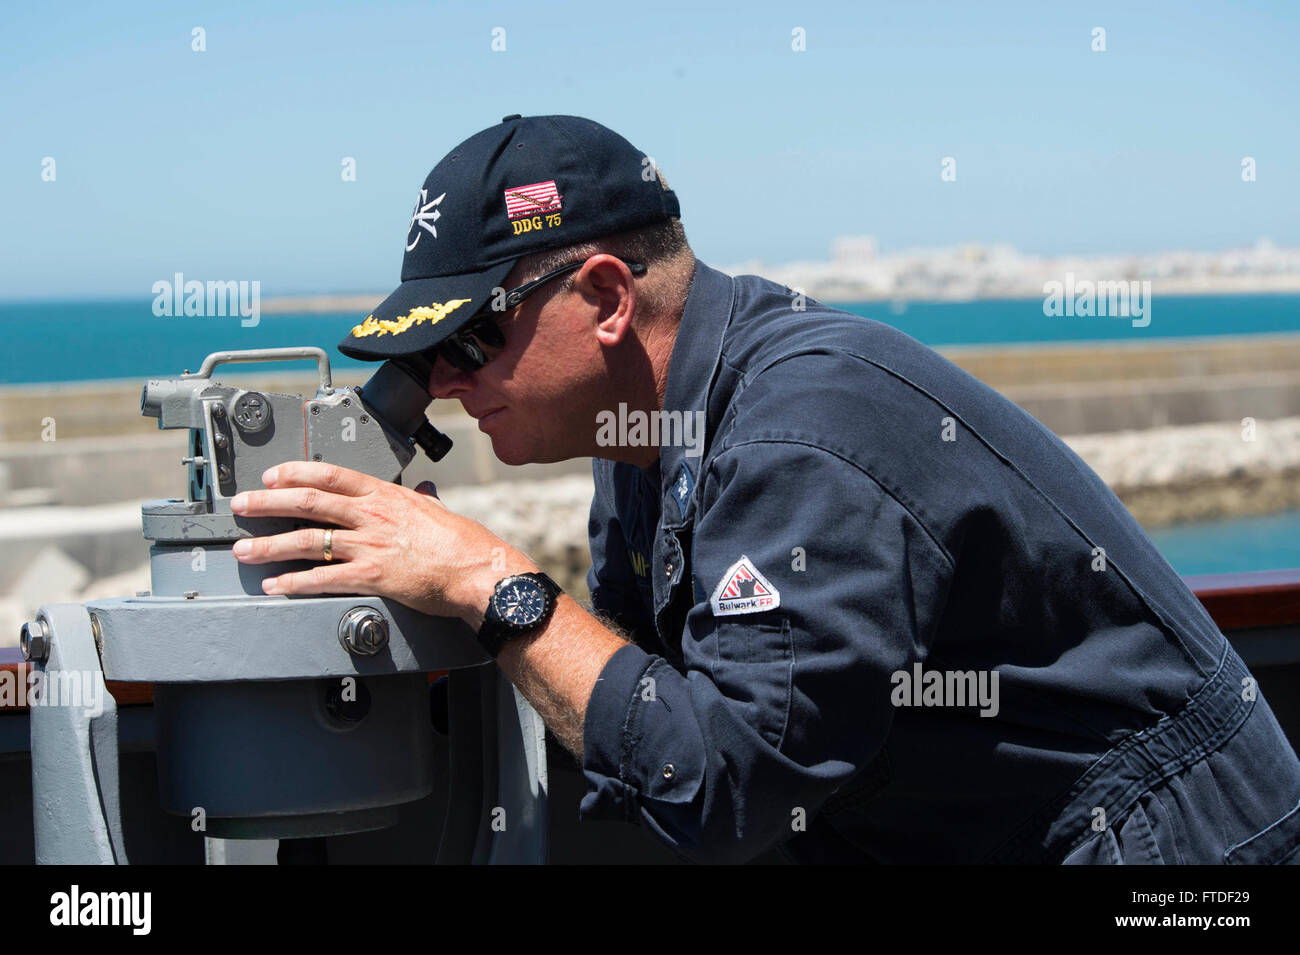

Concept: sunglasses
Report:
left=404, top=258, right=648, bottom=378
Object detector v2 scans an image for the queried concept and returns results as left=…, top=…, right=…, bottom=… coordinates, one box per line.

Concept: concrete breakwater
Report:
left=4, top=335, right=1300, bottom=443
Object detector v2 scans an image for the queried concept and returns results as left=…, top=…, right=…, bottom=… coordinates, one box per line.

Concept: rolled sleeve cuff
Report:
left=580, top=642, right=655, bottom=823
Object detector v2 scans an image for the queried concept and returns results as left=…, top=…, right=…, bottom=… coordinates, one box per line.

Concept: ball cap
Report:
left=337, top=114, right=680, bottom=361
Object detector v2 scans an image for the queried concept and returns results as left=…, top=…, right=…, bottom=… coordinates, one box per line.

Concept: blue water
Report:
left=1147, top=510, right=1300, bottom=576
left=843, top=292, right=1300, bottom=348
left=0, top=302, right=373, bottom=385
left=0, top=293, right=1297, bottom=386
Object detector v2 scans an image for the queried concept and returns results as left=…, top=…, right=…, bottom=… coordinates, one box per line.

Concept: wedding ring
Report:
left=323, top=528, right=334, bottom=562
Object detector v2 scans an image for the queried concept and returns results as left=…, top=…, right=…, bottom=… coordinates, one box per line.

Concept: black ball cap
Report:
left=338, top=114, right=681, bottom=362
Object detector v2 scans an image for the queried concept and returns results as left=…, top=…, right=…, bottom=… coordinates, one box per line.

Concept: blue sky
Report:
left=2, top=0, right=1297, bottom=298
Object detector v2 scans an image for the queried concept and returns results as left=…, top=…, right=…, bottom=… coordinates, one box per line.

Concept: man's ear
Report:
left=573, top=255, right=638, bottom=347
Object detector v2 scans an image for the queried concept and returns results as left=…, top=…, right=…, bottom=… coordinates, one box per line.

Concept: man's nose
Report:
left=426, top=352, right=475, bottom=400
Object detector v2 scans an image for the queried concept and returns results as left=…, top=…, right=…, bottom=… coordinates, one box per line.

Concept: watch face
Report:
left=493, top=578, right=547, bottom=627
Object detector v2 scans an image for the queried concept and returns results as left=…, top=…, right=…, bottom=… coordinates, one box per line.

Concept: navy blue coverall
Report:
left=579, top=259, right=1300, bottom=864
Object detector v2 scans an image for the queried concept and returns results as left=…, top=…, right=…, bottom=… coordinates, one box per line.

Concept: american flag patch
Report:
left=710, top=556, right=781, bottom=617
left=504, top=180, right=562, bottom=219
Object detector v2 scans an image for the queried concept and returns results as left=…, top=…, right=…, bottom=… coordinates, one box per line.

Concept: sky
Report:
left=2, top=0, right=1298, bottom=299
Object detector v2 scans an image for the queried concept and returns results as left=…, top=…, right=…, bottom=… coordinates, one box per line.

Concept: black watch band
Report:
left=476, top=572, right=563, bottom=658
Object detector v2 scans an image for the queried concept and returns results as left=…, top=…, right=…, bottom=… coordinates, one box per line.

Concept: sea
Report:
left=1, top=292, right=1298, bottom=387
left=1, top=292, right=1297, bottom=574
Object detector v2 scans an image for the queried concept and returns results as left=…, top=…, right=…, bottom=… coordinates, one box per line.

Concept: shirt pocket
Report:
left=1224, top=796, right=1300, bottom=865
left=1061, top=802, right=1167, bottom=864
left=710, top=614, right=794, bottom=751
left=1062, top=827, right=1122, bottom=865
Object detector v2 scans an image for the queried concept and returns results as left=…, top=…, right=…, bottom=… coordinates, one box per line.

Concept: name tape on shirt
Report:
left=710, top=556, right=781, bottom=617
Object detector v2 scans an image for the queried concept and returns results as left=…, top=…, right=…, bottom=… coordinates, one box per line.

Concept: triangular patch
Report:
left=710, top=555, right=781, bottom=616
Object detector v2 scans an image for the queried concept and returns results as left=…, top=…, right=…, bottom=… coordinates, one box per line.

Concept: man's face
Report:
left=424, top=264, right=603, bottom=466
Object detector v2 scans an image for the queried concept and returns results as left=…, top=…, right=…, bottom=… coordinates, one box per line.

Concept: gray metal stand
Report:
left=23, top=347, right=548, bottom=863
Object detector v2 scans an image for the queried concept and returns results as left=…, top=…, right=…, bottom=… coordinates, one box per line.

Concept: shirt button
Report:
left=665, top=562, right=674, bottom=577
left=661, top=763, right=676, bottom=780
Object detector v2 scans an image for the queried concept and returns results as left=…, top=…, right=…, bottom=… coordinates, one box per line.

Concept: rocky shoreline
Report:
left=1065, top=417, right=1300, bottom=526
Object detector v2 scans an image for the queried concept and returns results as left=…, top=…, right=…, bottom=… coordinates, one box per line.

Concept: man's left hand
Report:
left=229, top=461, right=536, bottom=627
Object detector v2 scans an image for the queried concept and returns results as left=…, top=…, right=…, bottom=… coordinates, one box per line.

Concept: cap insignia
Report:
left=349, top=298, right=472, bottom=339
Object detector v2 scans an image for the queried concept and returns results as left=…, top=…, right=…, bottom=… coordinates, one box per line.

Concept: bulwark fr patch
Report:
left=710, top=555, right=780, bottom=617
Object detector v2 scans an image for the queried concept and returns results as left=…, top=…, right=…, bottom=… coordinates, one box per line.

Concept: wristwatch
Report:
left=476, top=572, right=563, bottom=658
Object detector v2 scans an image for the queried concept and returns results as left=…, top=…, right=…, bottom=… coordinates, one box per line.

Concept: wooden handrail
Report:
left=4, top=568, right=1300, bottom=713
left=0, top=645, right=446, bottom=713
left=1181, top=568, right=1300, bottom=631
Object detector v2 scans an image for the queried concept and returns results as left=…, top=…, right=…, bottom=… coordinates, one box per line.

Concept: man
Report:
left=229, top=114, right=1300, bottom=864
